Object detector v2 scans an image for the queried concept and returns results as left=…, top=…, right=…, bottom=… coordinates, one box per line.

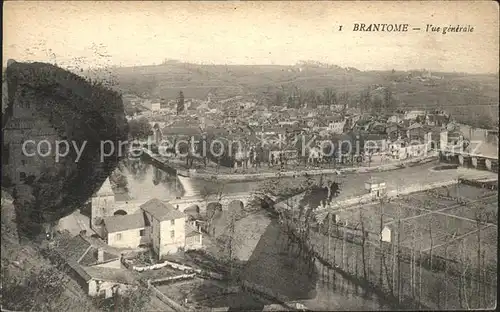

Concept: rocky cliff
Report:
left=3, top=60, right=128, bottom=241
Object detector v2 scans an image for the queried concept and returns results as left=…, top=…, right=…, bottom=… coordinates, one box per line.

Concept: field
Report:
left=98, top=62, right=499, bottom=127
left=339, top=183, right=497, bottom=259
left=313, top=182, right=498, bottom=309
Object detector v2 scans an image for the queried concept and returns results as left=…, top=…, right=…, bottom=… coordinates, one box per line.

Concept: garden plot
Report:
left=431, top=225, right=497, bottom=275
left=336, top=204, right=392, bottom=233
left=155, top=277, right=236, bottom=308
left=392, top=212, right=478, bottom=251
left=442, top=203, right=498, bottom=225
left=403, top=192, right=456, bottom=210
left=434, top=183, right=498, bottom=200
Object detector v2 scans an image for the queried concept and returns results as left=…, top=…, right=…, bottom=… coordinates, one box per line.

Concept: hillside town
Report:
left=122, top=86, right=497, bottom=174
left=1, top=2, right=498, bottom=312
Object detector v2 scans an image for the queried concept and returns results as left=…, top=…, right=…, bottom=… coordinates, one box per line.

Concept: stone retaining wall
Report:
left=148, top=280, right=189, bottom=312
left=188, top=154, right=438, bottom=181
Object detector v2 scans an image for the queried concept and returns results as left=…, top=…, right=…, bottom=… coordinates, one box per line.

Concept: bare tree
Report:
left=201, top=182, right=226, bottom=230
left=460, top=239, right=471, bottom=309
left=397, top=202, right=402, bottom=304
left=429, top=222, right=434, bottom=271
left=444, top=244, right=448, bottom=309
left=359, top=209, right=368, bottom=280
left=411, top=226, right=417, bottom=300
left=379, top=198, right=384, bottom=288
left=419, top=232, right=423, bottom=308
left=475, top=209, right=482, bottom=309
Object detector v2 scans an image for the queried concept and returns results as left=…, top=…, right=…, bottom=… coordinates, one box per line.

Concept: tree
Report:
left=1, top=262, right=95, bottom=312
left=305, top=89, right=319, bottom=109
left=428, top=222, right=434, bottom=271
left=287, top=95, right=294, bottom=109
left=177, top=91, right=185, bottom=115
left=5, top=61, right=128, bottom=241
left=372, top=95, right=383, bottom=114
left=339, top=91, right=350, bottom=118
left=128, top=117, right=152, bottom=140
left=109, top=166, right=129, bottom=193
left=201, top=181, right=226, bottom=226
left=383, top=87, right=396, bottom=113
left=322, top=88, right=337, bottom=107
left=358, top=88, right=371, bottom=113
left=359, top=209, right=368, bottom=281
left=274, top=90, right=286, bottom=107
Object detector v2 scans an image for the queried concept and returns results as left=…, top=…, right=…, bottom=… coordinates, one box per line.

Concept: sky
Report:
left=3, top=1, right=499, bottom=74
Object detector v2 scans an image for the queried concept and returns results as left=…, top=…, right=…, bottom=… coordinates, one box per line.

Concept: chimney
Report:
left=97, top=248, right=104, bottom=263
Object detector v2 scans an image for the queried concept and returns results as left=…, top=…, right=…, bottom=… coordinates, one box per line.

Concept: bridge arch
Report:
left=184, top=204, right=201, bottom=221
left=228, top=200, right=245, bottom=215
left=114, top=209, right=128, bottom=216
left=206, top=202, right=223, bottom=220
left=485, top=159, right=492, bottom=171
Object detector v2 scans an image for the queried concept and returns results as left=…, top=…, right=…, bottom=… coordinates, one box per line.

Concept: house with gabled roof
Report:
left=46, top=231, right=139, bottom=299
left=102, top=198, right=202, bottom=260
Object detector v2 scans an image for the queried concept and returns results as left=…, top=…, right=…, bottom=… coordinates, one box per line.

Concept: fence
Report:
left=240, top=280, right=305, bottom=311
left=151, top=273, right=197, bottom=284
left=148, top=280, right=190, bottom=312
left=316, top=220, right=496, bottom=286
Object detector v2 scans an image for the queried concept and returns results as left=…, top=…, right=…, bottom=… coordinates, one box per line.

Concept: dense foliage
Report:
left=128, top=117, right=152, bottom=140
left=4, top=61, right=128, bottom=240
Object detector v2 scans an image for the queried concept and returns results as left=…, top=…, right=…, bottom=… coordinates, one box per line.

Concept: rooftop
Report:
left=79, top=247, right=120, bottom=266
left=94, top=178, right=114, bottom=197
left=81, top=266, right=140, bottom=285
left=104, top=213, right=148, bottom=233
left=140, top=198, right=185, bottom=221
left=114, top=191, right=132, bottom=202
left=52, top=231, right=92, bottom=262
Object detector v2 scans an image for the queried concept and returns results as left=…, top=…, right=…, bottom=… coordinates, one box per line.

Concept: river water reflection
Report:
left=121, top=157, right=298, bottom=200
left=121, top=158, right=183, bottom=200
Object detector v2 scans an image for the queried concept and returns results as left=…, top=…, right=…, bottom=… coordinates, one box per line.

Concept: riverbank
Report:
left=181, top=153, right=439, bottom=182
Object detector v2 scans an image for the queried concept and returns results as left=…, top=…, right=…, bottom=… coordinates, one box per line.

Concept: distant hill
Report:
left=84, top=62, right=499, bottom=127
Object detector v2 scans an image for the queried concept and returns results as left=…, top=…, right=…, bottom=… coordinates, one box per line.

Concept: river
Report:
left=121, top=157, right=393, bottom=310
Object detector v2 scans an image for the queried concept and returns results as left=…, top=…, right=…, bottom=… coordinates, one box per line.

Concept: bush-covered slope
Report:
left=3, top=61, right=128, bottom=240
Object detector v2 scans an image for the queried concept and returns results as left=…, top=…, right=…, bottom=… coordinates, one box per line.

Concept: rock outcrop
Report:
left=3, top=60, right=128, bottom=241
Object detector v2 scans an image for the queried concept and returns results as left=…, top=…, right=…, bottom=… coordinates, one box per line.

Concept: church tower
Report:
left=90, top=177, right=116, bottom=234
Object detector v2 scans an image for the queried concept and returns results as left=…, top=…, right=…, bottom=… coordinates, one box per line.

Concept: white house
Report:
left=49, top=232, right=137, bottom=299
left=404, top=110, right=426, bottom=120
left=83, top=266, right=139, bottom=298
left=365, top=178, right=387, bottom=199
left=103, top=213, right=150, bottom=249
left=151, top=102, right=161, bottom=112
left=328, top=120, right=346, bottom=134
left=381, top=225, right=393, bottom=243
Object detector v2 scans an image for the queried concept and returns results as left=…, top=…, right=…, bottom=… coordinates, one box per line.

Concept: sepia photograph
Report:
left=1, top=1, right=498, bottom=311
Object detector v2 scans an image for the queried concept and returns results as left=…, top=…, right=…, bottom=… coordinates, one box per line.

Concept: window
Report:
left=21, top=159, right=26, bottom=166
left=139, top=229, right=145, bottom=237
left=170, top=219, right=175, bottom=226
left=19, top=172, right=27, bottom=181
left=116, top=233, right=122, bottom=240
left=170, top=230, right=175, bottom=239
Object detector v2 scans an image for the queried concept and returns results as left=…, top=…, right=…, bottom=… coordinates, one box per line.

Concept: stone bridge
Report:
left=165, top=192, right=258, bottom=213
left=440, top=149, right=498, bottom=173
left=110, top=191, right=275, bottom=217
